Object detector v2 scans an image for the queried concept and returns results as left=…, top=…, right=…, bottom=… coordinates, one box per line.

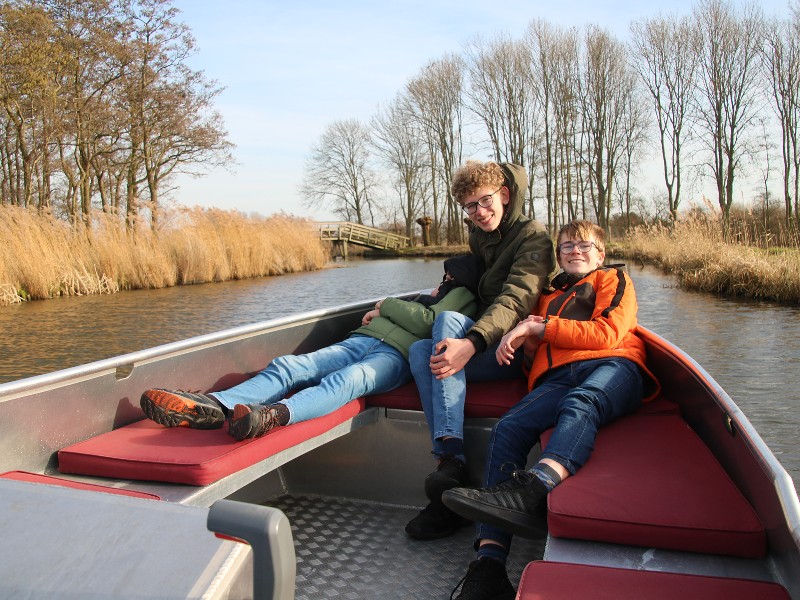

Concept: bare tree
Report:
left=616, top=84, right=649, bottom=232
left=693, top=0, right=764, bottom=233
left=121, top=0, right=233, bottom=230
left=630, top=13, right=700, bottom=224
left=301, top=119, right=377, bottom=225
left=0, top=2, right=61, bottom=210
left=464, top=34, right=540, bottom=217
left=762, top=12, right=800, bottom=230
left=580, top=26, right=634, bottom=232
left=527, top=20, right=580, bottom=233
left=405, top=55, right=465, bottom=243
left=371, top=93, right=429, bottom=243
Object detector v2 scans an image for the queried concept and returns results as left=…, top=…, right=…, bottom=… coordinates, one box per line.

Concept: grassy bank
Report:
left=0, top=206, right=328, bottom=306
left=614, top=216, right=800, bottom=304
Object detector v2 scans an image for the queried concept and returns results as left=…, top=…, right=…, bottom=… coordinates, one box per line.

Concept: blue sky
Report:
left=169, top=0, right=794, bottom=221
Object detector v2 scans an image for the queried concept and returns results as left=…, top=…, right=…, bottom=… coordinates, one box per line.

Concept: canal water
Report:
left=1, top=257, right=799, bottom=491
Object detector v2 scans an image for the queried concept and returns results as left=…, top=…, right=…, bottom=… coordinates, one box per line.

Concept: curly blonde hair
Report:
left=557, top=220, right=605, bottom=253
left=451, top=160, right=506, bottom=203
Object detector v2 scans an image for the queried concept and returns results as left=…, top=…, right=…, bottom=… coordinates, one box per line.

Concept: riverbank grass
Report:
left=617, top=216, right=800, bottom=304
left=0, top=206, right=328, bottom=306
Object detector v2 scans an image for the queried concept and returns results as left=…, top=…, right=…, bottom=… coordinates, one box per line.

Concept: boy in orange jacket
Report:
left=442, top=220, right=658, bottom=600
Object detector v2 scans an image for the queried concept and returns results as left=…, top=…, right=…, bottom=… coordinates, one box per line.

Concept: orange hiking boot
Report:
left=228, top=404, right=282, bottom=441
left=140, top=388, right=225, bottom=429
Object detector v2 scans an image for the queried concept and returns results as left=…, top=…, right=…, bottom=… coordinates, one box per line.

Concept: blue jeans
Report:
left=212, top=334, right=411, bottom=424
left=477, top=357, right=643, bottom=550
left=408, top=311, right=523, bottom=457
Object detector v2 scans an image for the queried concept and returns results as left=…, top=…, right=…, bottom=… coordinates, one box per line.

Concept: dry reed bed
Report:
left=621, top=217, right=800, bottom=304
left=0, top=206, right=328, bottom=306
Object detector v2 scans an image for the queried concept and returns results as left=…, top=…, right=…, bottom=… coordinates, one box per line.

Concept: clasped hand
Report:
left=361, top=299, right=384, bottom=325
left=495, top=315, right=546, bottom=365
left=429, top=337, right=476, bottom=380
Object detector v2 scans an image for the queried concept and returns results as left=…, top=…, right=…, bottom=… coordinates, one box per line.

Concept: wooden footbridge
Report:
left=317, top=222, right=410, bottom=257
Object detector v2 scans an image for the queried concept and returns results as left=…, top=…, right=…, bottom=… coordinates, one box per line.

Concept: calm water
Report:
left=1, top=257, right=799, bottom=490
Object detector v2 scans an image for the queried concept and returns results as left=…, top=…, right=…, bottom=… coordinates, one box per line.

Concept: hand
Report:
left=496, top=316, right=547, bottom=365
left=429, top=337, right=476, bottom=380
left=362, top=308, right=380, bottom=325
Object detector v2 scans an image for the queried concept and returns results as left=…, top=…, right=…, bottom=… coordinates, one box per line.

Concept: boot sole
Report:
left=140, top=392, right=224, bottom=429
left=442, top=490, right=548, bottom=539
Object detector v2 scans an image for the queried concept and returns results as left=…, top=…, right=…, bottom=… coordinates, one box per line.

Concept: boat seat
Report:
left=542, top=407, right=766, bottom=558
left=516, top=561, right=790, bottom=599
left=366, top=377, right=531, bottom=417
left=57, top=398, right=369, bottom=488
left=0, top=470, right=162, bottom=500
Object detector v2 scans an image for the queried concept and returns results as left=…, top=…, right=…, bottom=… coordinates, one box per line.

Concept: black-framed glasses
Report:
left=558, top=241, right=599, bottom=254
left=461, top=186, right=503, bottom=215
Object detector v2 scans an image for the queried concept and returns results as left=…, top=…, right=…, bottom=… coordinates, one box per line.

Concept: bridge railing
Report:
left=317, top=222, right=409, bottom=250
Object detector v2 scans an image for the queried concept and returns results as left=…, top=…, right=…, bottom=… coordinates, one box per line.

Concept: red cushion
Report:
left=57, top=398, right=365, bottom=486
left=543, top=412, right=765, bottom=558
left=1, top=470, right=161, bottom=500
left=517, top=561, right=790, bottom=600
left=367, top=378, right=531, bottom=418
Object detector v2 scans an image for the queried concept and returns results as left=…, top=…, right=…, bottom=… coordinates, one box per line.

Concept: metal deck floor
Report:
left=268, top=494, right=545, bottom=599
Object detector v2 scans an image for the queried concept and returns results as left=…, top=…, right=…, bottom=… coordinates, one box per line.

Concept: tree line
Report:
left=0, top=0, right=233, bottom=229
left=301, top=0, right=800, bottom=245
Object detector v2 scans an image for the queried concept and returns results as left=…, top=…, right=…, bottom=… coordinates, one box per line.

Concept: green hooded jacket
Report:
left=351, top=286, right=478, bottom=360
left=466, top=163, right=557, bottom=351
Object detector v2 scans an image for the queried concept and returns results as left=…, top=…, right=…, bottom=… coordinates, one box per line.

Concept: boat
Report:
left=1, top=294, right=798, bottom=599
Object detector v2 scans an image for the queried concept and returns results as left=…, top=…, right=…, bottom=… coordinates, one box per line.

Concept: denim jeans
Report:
left=477, top=356, right=643, bottom=550
left=212, top=334, right=411, bottom=424
left=408, top=311, right=523, bottom=457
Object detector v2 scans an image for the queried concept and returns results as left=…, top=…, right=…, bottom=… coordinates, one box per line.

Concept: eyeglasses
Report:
left=461, top=186, right=503, bottom=215
left=558, top=241, right=599, bottom=254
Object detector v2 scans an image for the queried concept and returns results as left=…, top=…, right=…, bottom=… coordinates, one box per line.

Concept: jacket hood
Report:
left=498, top=163, right=528, bottom=229
left=443, top=254, right=483, bottom=296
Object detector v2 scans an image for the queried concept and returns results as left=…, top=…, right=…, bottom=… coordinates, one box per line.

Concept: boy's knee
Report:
left=409, top=339, right=431, bottom=358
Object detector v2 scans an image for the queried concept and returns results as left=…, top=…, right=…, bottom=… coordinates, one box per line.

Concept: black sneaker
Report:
left=404, top=500, right=471, bottom=540
left=450, top=558, right=515, bottom=600
left=425, top=456, right=470, bottom=501
left=228, top=404, right=281, bottom=441
left=442, top=469, right=549, bottom=539
left=140, top=388, right=225, bottom=429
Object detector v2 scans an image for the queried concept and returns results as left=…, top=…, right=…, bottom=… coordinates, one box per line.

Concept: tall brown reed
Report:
left=0, top=205, right=328, bottom=306
left=621, top=213, right=800, bottom=304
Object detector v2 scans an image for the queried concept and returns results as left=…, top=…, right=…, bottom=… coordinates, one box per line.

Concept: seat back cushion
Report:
left=517, top=561, right=790, bottom=600
left=367, top=377, right=531, bottom=418
left=543, top=410, right=765, bottom=558
left=1, top=470, right=161, bottom=500
left=57, top=398, right=365, bottom=486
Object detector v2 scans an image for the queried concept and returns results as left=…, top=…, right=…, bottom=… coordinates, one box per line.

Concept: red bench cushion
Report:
left=543, top=411, right=765, bottom=557
left=517, top=561, right=790, bottom=600
left=1, top=470, right=161, bottom=500
left=57, top=398, right=365, bottom=486
left=367, top=378, right=530, bottom=418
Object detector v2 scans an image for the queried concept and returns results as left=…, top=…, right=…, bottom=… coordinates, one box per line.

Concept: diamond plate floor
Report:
left=267, top=495, right=545, bottom=599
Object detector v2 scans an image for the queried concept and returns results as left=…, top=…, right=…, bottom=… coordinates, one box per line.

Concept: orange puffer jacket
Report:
left=526, top=266, right=660, bottom=400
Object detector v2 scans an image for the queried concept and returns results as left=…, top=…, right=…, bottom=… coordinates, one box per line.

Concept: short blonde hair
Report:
left=451, top=160, right=506, bottom=203
left=557, top=220, right=605, bottom=253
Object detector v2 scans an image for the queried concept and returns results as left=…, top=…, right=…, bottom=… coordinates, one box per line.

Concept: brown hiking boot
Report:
left=228, top=404, right=281, bottom=441
left=140, top=388, right=225, bottom=429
